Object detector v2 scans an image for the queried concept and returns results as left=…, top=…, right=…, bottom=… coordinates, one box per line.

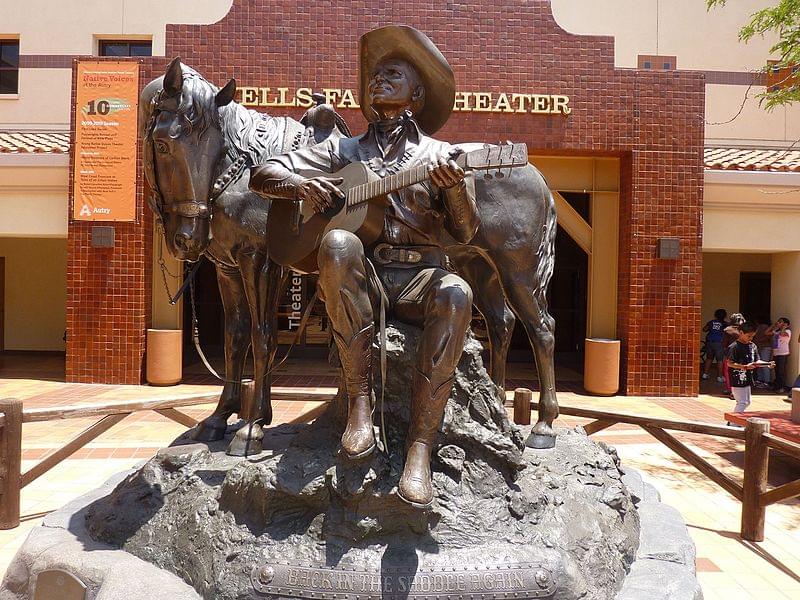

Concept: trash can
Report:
left=146, top=329, right=182, bottom=386
left=584, top=338, right=621, bottom=396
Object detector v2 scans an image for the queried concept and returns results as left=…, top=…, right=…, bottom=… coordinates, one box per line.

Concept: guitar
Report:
left=266, top=143, right=528, bottom=273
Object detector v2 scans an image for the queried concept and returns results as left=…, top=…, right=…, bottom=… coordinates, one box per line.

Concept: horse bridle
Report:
left=142, top=90, right=250, bottom=226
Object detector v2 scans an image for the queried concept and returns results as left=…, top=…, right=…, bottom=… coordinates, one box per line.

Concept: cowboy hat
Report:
left=359, top=25, right=455, bottom=135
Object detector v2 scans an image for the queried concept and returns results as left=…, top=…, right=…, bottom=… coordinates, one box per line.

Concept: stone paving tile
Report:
left=1, top=366, right=799, bottom=598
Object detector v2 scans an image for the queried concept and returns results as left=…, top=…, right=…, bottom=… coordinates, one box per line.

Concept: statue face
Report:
left=368, top=59, right=423, bottom=116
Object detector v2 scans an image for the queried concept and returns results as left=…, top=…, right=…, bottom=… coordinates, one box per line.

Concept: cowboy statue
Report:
left=250, top=25, right=480, bottom=508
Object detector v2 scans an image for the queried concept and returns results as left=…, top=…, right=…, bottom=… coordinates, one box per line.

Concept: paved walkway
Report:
left=1, top=359, right=799, bottom=599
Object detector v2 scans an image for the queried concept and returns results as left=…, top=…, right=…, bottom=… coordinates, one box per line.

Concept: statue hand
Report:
left=428, top=153, right=464, bottom=189
left=296, top=177, right=345, bottom=213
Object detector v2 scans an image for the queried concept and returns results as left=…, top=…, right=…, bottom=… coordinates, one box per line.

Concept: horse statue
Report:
left=141, top=58, right=558, bottom=455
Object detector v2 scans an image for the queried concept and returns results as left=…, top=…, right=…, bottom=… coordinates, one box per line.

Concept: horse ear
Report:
left=164, top=57, right=183, bottom=97
left=216, top=78, right=237, bottom=107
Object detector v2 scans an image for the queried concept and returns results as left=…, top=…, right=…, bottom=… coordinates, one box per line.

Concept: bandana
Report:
left=369, top=110, right=421, bottom=159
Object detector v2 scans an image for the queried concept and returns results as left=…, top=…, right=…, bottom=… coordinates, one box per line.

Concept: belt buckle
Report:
left=373, top=243, right=392, bottom=265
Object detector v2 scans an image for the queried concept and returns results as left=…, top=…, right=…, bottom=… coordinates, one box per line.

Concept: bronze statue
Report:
left=250, top=26, right=483, bottom=507
left=141, top=36, right=559, bottom=464
left=140, top=58, right=349, bottom=455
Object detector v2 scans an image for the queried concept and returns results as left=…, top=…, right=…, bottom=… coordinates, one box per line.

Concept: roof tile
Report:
left=705, top=147, right=800, bottom=172
left=0, top=131, right=69, bottom=154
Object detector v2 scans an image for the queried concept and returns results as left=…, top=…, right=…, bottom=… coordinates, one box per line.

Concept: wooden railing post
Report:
left=0, top=399, right=23, bottom=530
left=741, top=417, right=770, bottom=542
left=513, top=388, right=532, bottom=425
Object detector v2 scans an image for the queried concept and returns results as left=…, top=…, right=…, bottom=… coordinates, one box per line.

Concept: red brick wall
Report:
left=70, top=0, right=705, bottom=395
left=66, top=58, right=153, bottom=384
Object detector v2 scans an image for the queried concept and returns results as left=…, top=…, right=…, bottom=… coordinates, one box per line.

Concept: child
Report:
left=752, top=316, right=773, bottom=388
left=721, top=313, right=745, bottom=396
left=702, top=308, right=728, bottom=382
left=727, top=322, right=772, bottom=414
left=767, top=317, right=791, bottom=394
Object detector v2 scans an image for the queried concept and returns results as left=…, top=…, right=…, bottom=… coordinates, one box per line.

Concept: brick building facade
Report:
left=65, top=0, right=705, bottom=395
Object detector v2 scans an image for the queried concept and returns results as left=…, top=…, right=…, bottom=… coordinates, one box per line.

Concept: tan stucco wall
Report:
left=0, top=69, right=72, bottom=130
left=706, top=84, right=796, bottom=147
left=1, top=0, right=233, bottom=55
left=551, top=0, right=777, bottom=70
left=0, top=237, right=67, bottom=351
left=551, top=0, right=797, bottom=147
left=0, top=0, right=233, bottom=128
left=0, top=161, right=69, bottom=237
left=704, top=175, right=800, bottom=253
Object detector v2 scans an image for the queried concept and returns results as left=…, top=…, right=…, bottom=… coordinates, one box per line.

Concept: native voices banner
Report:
left=72, top=61, right=139, bottom=221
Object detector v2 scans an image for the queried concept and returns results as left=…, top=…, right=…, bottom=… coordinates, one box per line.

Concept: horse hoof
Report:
left=226, top=422, right=264, bottom=457
left=525, top=423, right=556, bottom=449
left=191, top=418, right=228, bottom=442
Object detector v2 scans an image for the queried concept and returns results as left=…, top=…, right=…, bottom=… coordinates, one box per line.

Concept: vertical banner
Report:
left=72, top=61, right=139, bottom=221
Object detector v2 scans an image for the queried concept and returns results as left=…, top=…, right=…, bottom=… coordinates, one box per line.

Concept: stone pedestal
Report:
left=0, top=324, right=702, bottom=600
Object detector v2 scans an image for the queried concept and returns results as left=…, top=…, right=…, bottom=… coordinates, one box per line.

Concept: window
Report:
left=637, top=55, right=677, bottom=72
left=0, top=40, right=19, bottom=94
left=98, top=40, right=152, bottom=57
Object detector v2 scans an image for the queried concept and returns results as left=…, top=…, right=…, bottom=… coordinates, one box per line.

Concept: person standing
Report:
left=721, top=313, right=745, bottom=396
left=702, top=308, right=728, bottom=382
left=753, top=315, right=773, bottom=388
left=727, top=322, right=761, bottom=414
left=768, top=317, right=792, bottom=394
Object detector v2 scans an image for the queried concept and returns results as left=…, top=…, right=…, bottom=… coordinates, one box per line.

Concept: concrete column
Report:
left=771, top=252, right=800, bottom=387
left=588, top=191, right=619, bottom=339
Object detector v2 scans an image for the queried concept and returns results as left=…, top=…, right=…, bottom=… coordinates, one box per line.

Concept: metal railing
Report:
left=0, top=394, right=327, bottom=529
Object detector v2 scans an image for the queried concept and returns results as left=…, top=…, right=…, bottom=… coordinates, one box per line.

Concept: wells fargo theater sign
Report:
left=238, top=87, right=571, bottom=115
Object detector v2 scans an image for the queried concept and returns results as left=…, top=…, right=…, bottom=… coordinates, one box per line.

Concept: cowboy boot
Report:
left=336, top=324, right=376, bottom=459
left=398, top=370, right=453, bottom=508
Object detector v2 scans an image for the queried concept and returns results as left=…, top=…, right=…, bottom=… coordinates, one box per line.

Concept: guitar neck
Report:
left=343, top=143, right=527, bottom=209
left=345, top=163, right=433, bottom=209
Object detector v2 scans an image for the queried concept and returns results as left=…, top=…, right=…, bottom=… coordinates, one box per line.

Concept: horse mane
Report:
left=219, top=101, right=284, bottom=165
left=151, top=64, right=285, bottom=165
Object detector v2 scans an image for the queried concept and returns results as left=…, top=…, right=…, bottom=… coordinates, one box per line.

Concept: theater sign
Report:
left=237, top=86, right=571, bottom=115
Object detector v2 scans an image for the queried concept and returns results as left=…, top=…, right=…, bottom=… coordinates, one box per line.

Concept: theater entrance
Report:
left=505, top=192, right=589, bottom=373
left=181, top=156, right=619, bottom=387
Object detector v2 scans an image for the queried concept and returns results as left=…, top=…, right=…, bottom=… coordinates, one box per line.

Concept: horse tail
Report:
left=533, top=178, right=557, bottom=324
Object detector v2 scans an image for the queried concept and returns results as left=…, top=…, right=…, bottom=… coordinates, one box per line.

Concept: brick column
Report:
left=65, top=59, right=153, bottom=384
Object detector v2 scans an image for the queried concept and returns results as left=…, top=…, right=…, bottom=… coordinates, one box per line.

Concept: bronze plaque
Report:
left=34, top=569, right=87, bottom=600
left=251, top=562, right=556, bottom=599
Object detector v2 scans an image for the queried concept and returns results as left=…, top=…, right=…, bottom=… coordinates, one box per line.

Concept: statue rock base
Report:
left=77, top=324, right=641, bottom=599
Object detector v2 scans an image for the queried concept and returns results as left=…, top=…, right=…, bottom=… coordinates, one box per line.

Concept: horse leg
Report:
left=192, top=266, right=250, bottom=442
left=499, top=269, right=558, bottom=449
left=228, top=252, right=281, bottom=456
left=448, top=246, right=515, bottom=390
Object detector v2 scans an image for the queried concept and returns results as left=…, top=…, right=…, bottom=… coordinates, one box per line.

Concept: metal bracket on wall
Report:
left=91, top=226, right=115, bottom=248
left=657, top=237, right=680, bottom=259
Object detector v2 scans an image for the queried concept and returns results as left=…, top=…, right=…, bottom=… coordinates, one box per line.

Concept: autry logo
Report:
left=237, top=87, right=571, bottom=115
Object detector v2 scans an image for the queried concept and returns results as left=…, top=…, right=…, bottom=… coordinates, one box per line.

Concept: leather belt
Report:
left=372, top=243, right=445, bottom=267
